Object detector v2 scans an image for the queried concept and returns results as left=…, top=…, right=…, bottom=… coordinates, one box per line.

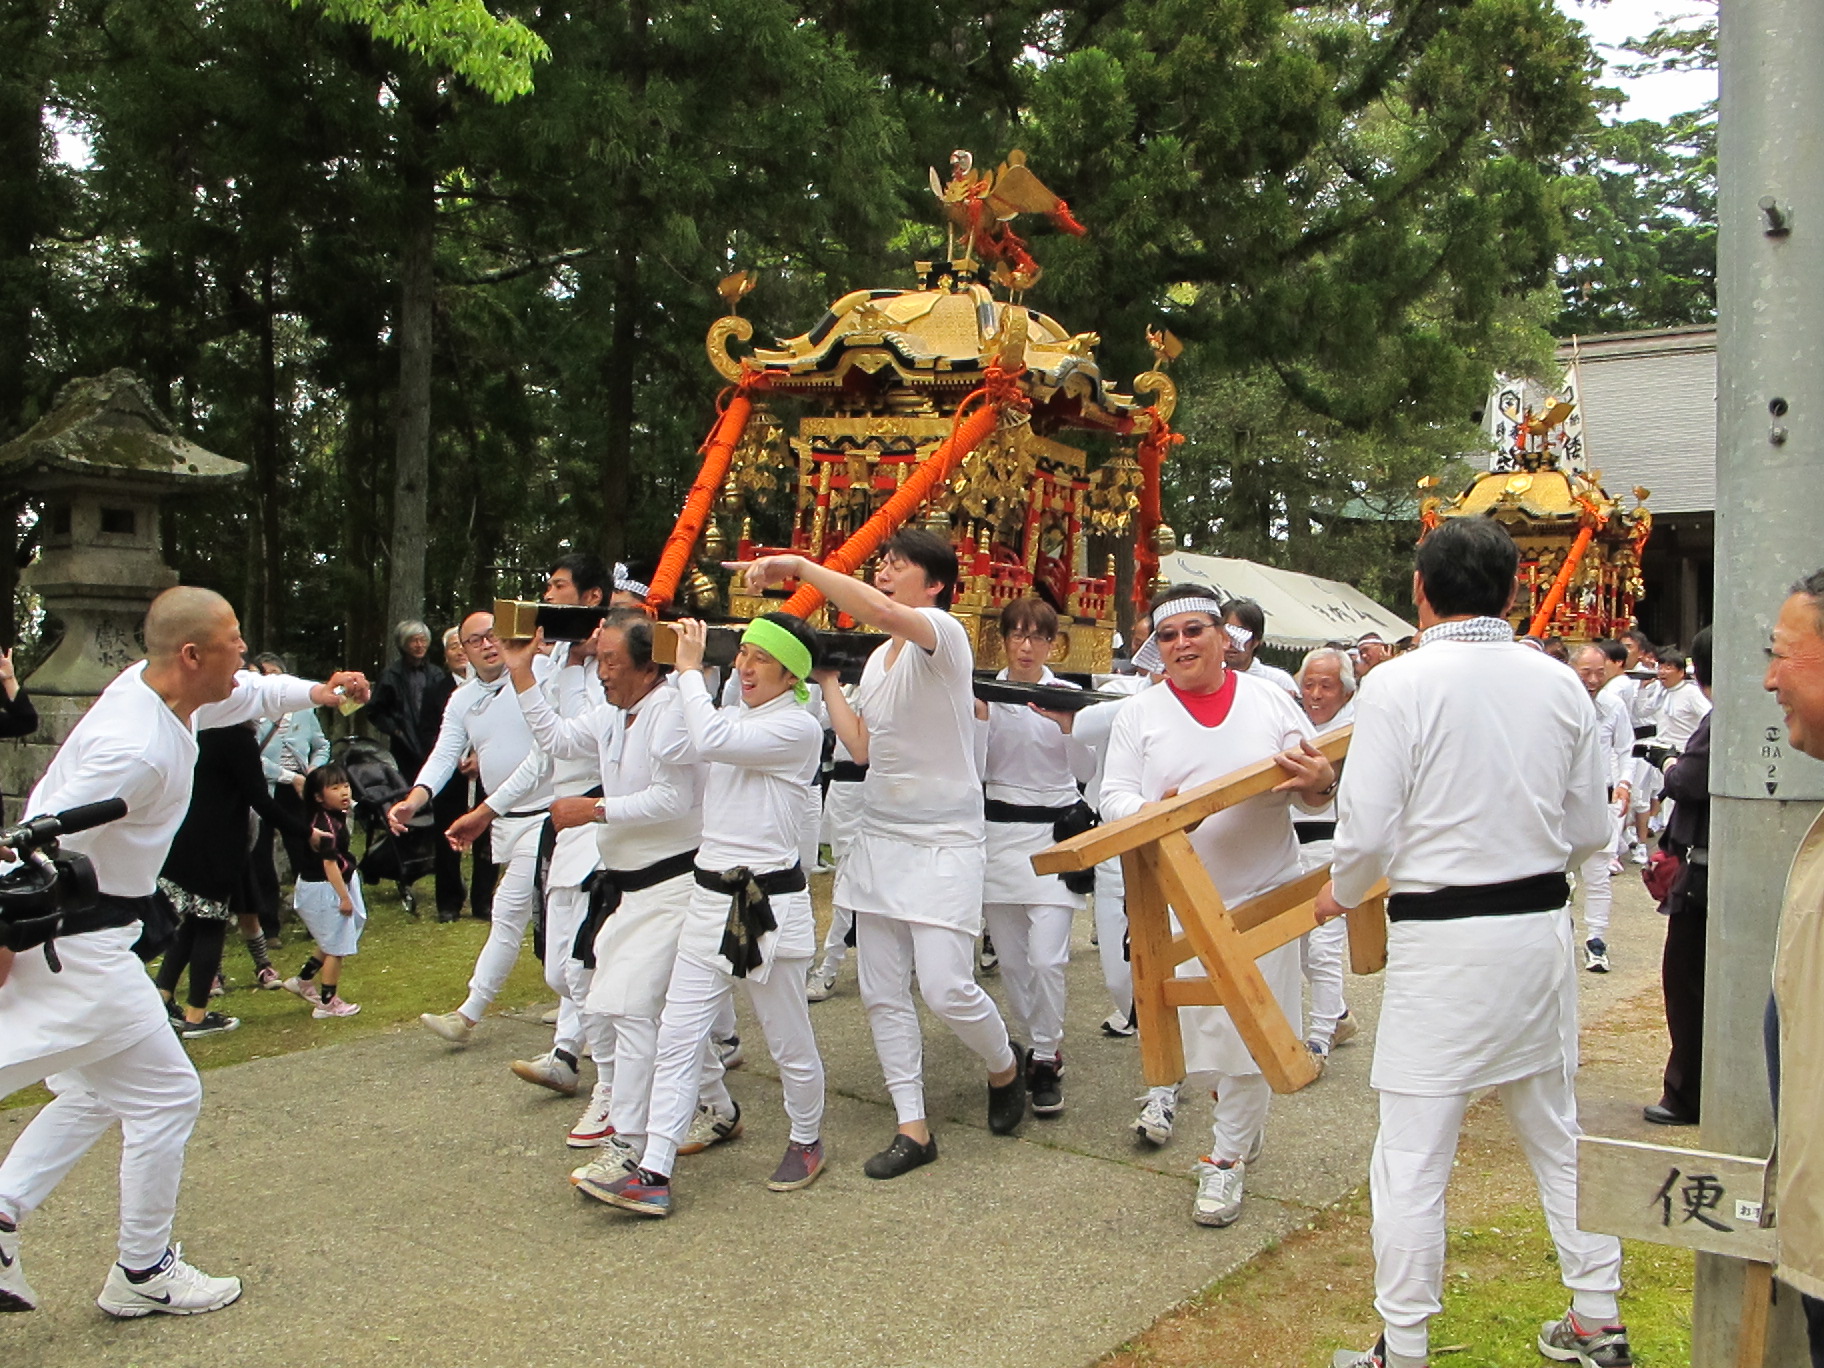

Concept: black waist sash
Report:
left=829, top=761, right=869, bottom=784
left=1295, top=820, right=1337, bottom=845
left=1387, top=871, right=1571, bottom=923
left=984, top=798, right=1076, bottom=825
left=694, top=864, right=807, bottom=978
left=572, top=849, right=698, bottom=967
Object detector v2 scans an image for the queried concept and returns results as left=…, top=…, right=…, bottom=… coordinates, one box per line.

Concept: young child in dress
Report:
left=281, top=763, right=365, bottom=1018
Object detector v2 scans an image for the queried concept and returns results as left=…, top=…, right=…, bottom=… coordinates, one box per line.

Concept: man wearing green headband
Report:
left=739, top=529, right=1026, bottom=1181
left=585, top=614, right=831, bottom=1215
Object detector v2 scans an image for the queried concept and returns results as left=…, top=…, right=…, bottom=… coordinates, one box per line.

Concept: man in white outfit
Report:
left=1100, top=585, right=1335, bottom=1229
left=1293, top=646, right=1359, bottom=1066
left=389, top=610, right=555, bottom=1045
left=1318, top=518, right=1626, bottom=1368
left=742, top=529, right=1026, bottom=1179
left=1221, top=599, right=1301, bottom=699
left=1572, top=642, right=1634, bottom=974
left=0, top=587, right=366, bottom=1317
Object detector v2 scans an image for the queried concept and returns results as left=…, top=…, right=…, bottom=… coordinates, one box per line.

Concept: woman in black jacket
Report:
left=156, top=722, right=308, bottom=1038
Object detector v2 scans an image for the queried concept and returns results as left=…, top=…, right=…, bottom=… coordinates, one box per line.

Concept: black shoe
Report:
left=176, top=1011, right=240, bottom=1039
left=863, top=1132, right=937, bottom=1180
left=471, top=907, right=493, bottom=921
left=1028, top=1055, right=1064, bottom=1116
left=436, top=906, right=461, bottom=923
left=988, top=1043, right=1028, bottom=1135
left=1643, top=1102, right=1697, bottom=1126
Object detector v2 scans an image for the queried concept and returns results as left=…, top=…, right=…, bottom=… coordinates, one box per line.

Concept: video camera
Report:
left=0, top=799, right=128, bottom=970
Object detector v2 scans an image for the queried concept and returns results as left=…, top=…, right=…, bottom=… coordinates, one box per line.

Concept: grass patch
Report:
left=4, top=879, right=551, bottom=1113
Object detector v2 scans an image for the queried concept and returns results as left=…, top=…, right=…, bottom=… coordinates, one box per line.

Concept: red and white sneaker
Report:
left=568, top=1084, right=616, bottom=1148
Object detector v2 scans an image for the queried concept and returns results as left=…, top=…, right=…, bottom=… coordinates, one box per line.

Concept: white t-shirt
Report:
left=1240, top=659, right=1301, bottom=701
left=852, top=608, right=983, bottom=847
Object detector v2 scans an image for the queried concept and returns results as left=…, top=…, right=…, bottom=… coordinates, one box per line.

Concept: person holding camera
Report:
left=0, top=587, right=367, bottom=1319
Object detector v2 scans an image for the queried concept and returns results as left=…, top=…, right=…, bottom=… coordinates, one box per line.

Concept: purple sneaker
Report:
left=579, top=1167, right=671, bottom=1218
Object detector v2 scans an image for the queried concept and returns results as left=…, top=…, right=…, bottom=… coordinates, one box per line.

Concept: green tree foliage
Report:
left=1555, top=3, right=1716, bottom=334
left=2, top=0, right=1615, bottom=665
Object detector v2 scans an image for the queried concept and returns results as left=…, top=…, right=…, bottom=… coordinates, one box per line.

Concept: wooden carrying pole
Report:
left=1032, top=725, right=1387, bottom=1093
left=779, top=398, right=1002, bottom=619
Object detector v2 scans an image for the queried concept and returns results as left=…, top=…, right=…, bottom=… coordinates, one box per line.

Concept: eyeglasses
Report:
left=461, top=630, right=499, bottom=648
left=1004, top=630, right=1055, bottom=645
left=1152, top=621, right=1212, bottom=645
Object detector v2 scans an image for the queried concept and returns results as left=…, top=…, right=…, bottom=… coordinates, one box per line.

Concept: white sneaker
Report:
left=715, top=1034, right=745, bottom=1070
left=96, top=1245, right=242, bottom=1318
left=568, top=1084, right=616, bottom=1148
left=419, top=1011, right=475, bottom=1045
left=1628, top=843, right=1649, bottom=866
left=1133, top=1087, right=1177, bottom=1145
left=1332, top=1011, right=1359, bottom=1048
left=0, top=1217, right=37, bottom=1312
left=511, top=1050, right=580, bottom=1096
left=1306, top=1038, right=1331, bottom=1076
left=281, top=976, right=317, bottom=1004
left=676, top=1101, right=743, bottom=1155
left=540, top=1005, right=561, bottom=1026
left=805, top=966, right=838, bottom=1003
left=1192, top=1157, right=1245, bottom=1227
left=1100, top=1011, right=1137, bottom=1038
left=569, top=1135, right=640, bottom=1186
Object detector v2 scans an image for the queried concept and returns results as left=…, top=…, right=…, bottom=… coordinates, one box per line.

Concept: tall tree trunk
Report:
left=385, top=130, right=436, bottom=634
left=0, top=0, right=55, bottom=644
left=252, top=258, right=285, bottom=648
left=598, top=241, right=637, bottom=562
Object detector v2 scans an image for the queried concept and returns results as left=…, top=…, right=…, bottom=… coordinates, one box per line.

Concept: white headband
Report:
left=613, top=563, right=651, bottom=599
left=1131, top=598, right=1251, bottom=674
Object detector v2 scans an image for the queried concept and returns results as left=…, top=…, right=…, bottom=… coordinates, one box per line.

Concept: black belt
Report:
left=1387, top=871, right=1570, bottom=923
left=694, top=864, right=807, bottom=978
left=572, top=849, right=699, bottom=967
left=502, top=808, right=546, bottom=820
left=1295, top=820, right=1337, bottom=845
left=829, top=761, right=869, bottom=783
left=984, top=798, right=1076, bottom=825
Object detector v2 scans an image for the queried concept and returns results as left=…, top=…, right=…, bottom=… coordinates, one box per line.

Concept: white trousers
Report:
left=982, top=902, right=1073, bottom=1062
left=642, top=955, right=824, bottom=1177
left=856, top=912, right=1016, bottom=1125
left=817, top=903, right=855, bottom=976
left=1577, top=849, right=1613, bottom=942
left=0, top=1025, right=202, bottom=1268
left=1206, top=1070, right=1271, bottom=1163
left=1371, top=1073, right=1623, bottom=1359
left=458, top=839, right=540, bottom=1022
left=1092, top=862, right=1133, bottom=1020
left=544, top=885, right=615, bottom=1071
left=1301, top=918, right=1350, bottom=1044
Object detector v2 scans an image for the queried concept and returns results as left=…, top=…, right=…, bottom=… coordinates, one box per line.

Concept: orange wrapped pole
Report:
left=1527, top=525, right=1594, bottom=637
left=646, top=387, right=757, bottom=611
left=780, top=399, right=1003, bottom=619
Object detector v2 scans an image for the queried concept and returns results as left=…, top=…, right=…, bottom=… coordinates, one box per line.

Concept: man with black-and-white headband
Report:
left=0, top=586, right=367, bottom=1318
left=1318, top=519, right=1624, bottom=1368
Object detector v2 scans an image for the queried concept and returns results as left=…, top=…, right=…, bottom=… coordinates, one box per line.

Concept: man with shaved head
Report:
left=0, top=586, right=367, bottom=1319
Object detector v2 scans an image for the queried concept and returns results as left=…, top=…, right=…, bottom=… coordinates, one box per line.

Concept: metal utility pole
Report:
left=1702, top=1, right=1824, bottom=1360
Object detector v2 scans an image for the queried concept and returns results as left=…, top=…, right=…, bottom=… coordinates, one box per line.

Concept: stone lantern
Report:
left=0, top=370, right=245, bottom=794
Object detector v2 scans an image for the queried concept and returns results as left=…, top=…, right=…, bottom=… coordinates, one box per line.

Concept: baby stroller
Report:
left=340, top=737, right=438, bottom=916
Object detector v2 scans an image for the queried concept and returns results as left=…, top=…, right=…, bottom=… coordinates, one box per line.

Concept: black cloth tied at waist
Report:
left=829, top=761, right=869, bottom=784
left=1387, top=871, right=1571, bottom=923
left=572, top=849, right=698, bottom=967
left=1295, top=820, right=1337, bottom=845
left=984, top=798, right=1077, bottom=825
left=694, top=864, right=806, bottom=978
